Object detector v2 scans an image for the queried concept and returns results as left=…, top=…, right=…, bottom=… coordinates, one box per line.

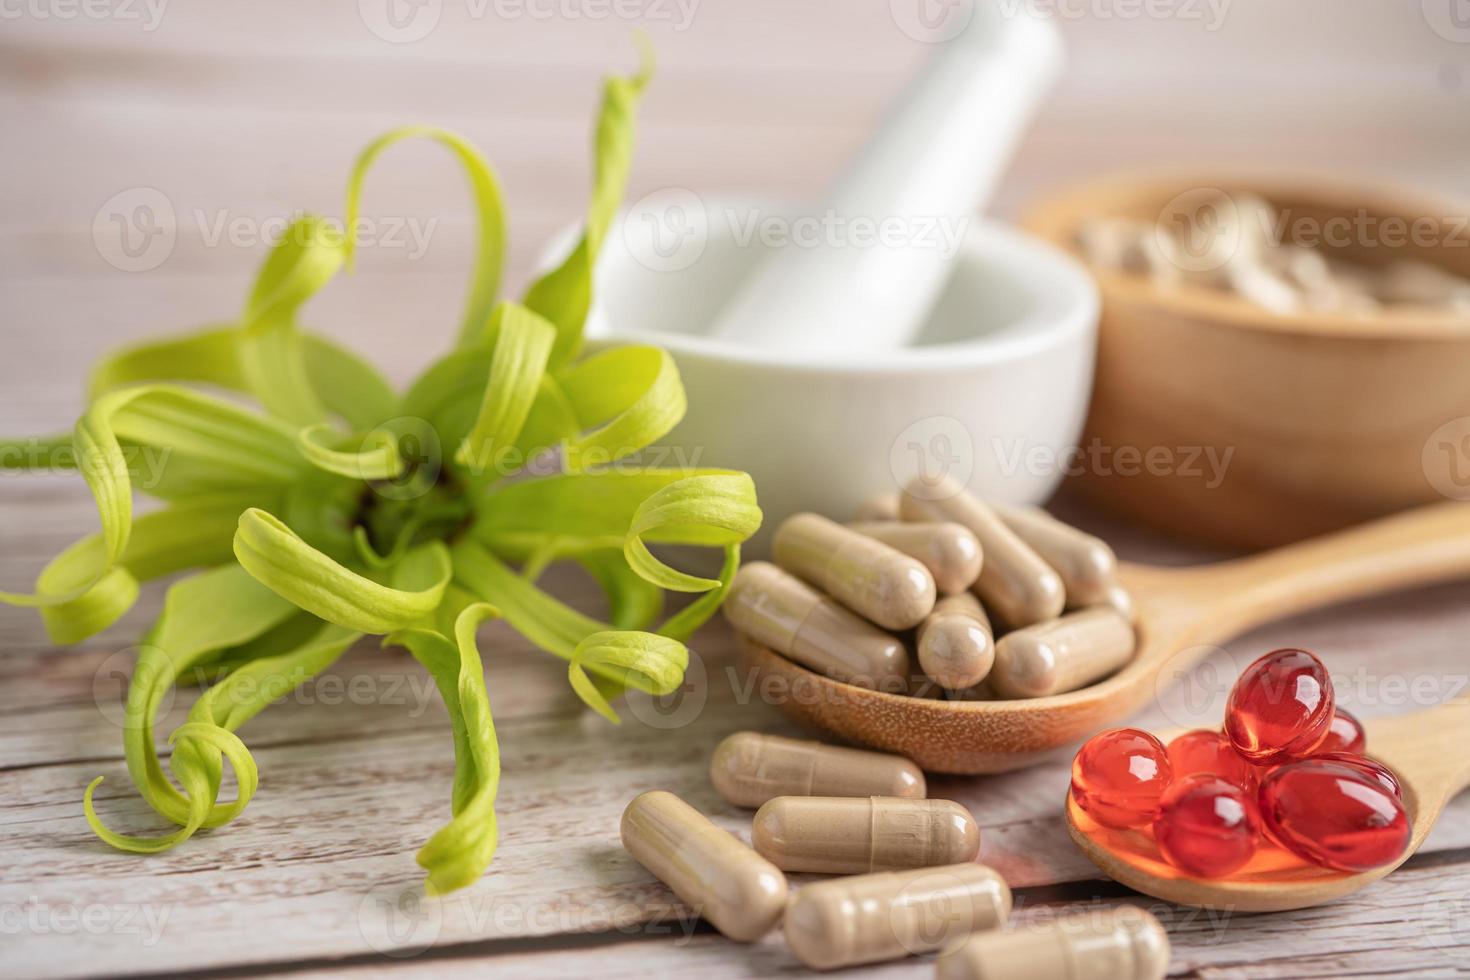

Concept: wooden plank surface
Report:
left=4, top=1, right=1470, bottom=977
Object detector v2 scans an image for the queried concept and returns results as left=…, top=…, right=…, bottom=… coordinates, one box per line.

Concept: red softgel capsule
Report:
left=1311, top=751, right=1403, bottom=799
left=1167, top=729, right=1257, bottom=791
left=1071, top=728, right=1173, bottom=829
left=1225, top=648, right=1335, bottom=764
left=1258, top=760, right=1410, bottom=871
left=1153, top=774, right=1261, bottom=877
left=1318, top=709, right=1366, bottom=755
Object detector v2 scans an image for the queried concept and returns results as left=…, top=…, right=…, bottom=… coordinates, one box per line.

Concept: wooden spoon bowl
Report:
left=1066, top=701, right=1470, bottom=911
left=745, top=502, right=1470, bottom=774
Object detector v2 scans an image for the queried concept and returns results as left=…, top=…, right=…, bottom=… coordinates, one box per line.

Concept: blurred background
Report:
left=3, top=0, right=1468, bottom=434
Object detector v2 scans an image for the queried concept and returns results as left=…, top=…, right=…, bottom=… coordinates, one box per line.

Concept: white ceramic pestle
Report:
left=707, top=4, right=1063, bottom=354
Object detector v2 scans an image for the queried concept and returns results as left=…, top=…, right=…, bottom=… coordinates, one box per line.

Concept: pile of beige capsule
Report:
left=724, top=474, right=1137, bottom=699
left=620, top=732, right=1169, bottom=975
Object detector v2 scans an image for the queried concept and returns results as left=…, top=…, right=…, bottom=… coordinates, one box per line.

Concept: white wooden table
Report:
left=4, top=2, right=1470, bottom=976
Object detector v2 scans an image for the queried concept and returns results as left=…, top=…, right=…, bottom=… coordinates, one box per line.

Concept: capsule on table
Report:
left=619, top=791, right=788, bottom=942
left=993, top=503, right=1118, bottom=608
left=936, top=906, right=1170, bottom=980
left=990, top=608, right=1136, bottom=699
left=774, top=512, right=937, bottom=630
left=916, top=592, right=994, bottom=690
left=710, top=731, right=925, bottom=808
left=848, top=521, right=983, bottom=595
left=784, top=863, right=1012, bottom=970
left=853, top=493, right=901, bottom=522
left=752, top=796, right=979, bottom=874
left=724, top=562, right=909, bottom=690
left=900, top=476, right=1064, bottom=628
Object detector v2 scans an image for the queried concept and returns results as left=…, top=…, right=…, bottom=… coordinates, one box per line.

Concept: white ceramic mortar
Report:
left=570, top=201, right=1100, bottom=549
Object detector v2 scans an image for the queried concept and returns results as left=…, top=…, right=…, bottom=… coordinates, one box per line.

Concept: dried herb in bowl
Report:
left=0, top=49, right=760, bottom=896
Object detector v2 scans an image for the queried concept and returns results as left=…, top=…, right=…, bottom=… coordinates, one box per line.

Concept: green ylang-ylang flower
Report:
left=0, top=48, right=761, bottom=896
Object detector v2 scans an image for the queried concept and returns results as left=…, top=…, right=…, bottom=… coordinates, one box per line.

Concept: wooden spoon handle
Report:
left=1369, top=700, right=1470, bottom=822
left=1157, top=502, right=1470, bottom=639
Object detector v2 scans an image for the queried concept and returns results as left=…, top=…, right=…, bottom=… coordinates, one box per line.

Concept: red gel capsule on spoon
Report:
left=1070, top=728, right=1172, bottom=829
left=1258, top=760, right=1409, bottom=872
left=1318, top=708, right=1366, bottom=754
left=1225, top=648, right=1335, bottom=764
left=1153, top=774, right=1261, bottom=878
left=1167, top=729, right=1257, bottom=791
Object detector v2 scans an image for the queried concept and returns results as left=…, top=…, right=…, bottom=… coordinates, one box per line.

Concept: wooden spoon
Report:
left=1066, top=700, right=1470, bottom=911
left=744, top=501, right=1470, bottom=773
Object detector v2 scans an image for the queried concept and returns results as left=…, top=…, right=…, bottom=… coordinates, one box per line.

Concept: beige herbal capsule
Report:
left=992, top=503, right=1118, bottom=608
left=848, top=521, right=983, bottom=595
left=710, top=731, right=925, bottom=808
left=853, top=493, right=901, bottom=522
left=774, top=512, right=937, bottom=630
left=784, top=863, right=1012, bottom=971
left=619, top=791, right=788, bottom=942
left=916, top=592, right=994, bottom=690
left=1099, top=582, right=1135, bottom=623
left=724, top=562, right=909, bottom=689
left=936, top=906, right=1170, bottom=980
left=990, top=608, right=1136, bottom=699
left=752, top=796, right=979, bottom=874
left=900, top=476, right=1064, bottom=628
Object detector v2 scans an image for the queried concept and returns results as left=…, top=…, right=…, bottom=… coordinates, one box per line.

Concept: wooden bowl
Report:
left=1022, top=173, right=1470, bottom=549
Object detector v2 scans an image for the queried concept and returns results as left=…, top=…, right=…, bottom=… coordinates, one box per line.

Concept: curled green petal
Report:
left=624, top=473, right=761, bottom=592
left=387, top=602, right=502, bottom=895
left=35, top=493, right=258, bottom=644
left=568, top=629, right=686, bottom=723
left=87, top=325, right=247, bottom=400
left=1, top=386, right=299, bottom=611
left=233, top=508, right=449, bottom=632
left=525, top=43, right=652, bottom=366
left=455, top=303, right=556, bottom=473
left=296, top=423, right=404, bottom=481
left=558, top=347, right=686, bottom=473
left=452, top=540, right=691, bottom=712
left=346, top=127, right=507, bottom=349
